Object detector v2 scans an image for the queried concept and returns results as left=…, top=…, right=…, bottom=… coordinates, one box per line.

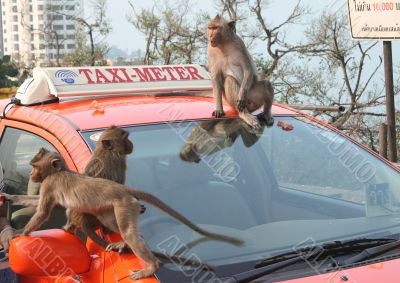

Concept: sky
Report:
left=85, top=0, right=400, bottom=61
left=84, top=0, right=334, bottom=53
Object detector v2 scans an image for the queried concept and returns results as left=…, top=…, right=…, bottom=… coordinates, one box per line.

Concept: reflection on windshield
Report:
left=180, top=119, right=263, bottom=164
left=82, top=117, right=400, bottom=267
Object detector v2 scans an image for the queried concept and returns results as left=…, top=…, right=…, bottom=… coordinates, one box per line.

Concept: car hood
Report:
left=278, top=257, right=400, bottom=283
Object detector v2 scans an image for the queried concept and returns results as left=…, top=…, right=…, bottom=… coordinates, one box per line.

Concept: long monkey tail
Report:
left=129, top=189, right=244, bottom=246
left=82, top=222, right=211, bottom=269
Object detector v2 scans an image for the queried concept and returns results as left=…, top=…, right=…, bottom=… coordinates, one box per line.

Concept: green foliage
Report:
left=62, top=35, right=109, bottom=66
left=0, top=56, right=19, bottom=88
left=128, top=0, right=206, bottom=64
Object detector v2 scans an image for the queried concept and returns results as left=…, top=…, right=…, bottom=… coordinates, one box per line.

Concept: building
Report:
left=0, top=3, right=3, bottom=58
left=1, top=0, right=83, bottom=66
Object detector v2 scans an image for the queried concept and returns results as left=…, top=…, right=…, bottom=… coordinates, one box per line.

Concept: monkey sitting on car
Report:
left=207, top=15, right=274, bottom=129
left=18, top=148, right=244, bottom=279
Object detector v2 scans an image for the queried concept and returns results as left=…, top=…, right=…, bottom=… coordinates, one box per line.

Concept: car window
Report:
left=270, top=118, right=368, bottom=203
left=81, top=117, right=400, bottom=268
left=0, top=127, right=56, bottom=195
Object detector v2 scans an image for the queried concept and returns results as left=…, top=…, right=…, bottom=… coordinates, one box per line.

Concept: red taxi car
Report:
left=0, top=64, right=400, bottom=283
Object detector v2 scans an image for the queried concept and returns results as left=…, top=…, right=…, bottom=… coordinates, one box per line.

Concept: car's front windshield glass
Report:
left=82, top=116, right=400, bottom=267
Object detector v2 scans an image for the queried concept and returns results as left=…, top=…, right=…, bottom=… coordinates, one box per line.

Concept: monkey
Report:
left=2, top=126, right=140, bottom=249
left=180, top=119, right=264, bottom=163
left=2, top=126, right=207, bottom=268
left=207, top=15, right=274, bottom=129
left=62, top=125, right=141, bottom=249
left=20, top=148, right=244, bottom=280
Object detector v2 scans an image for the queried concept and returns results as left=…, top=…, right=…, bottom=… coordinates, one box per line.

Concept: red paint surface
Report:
left=10, top=229, right=91, bottom=277
left=278, top=258, right=400, bottom=283
left=1, top=92, right=399, bottom=283
left=0, top=96, right=296, bottom=131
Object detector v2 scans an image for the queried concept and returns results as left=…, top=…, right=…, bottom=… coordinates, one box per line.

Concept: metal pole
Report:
left=288, top=104, right=345, bottom=112
left=383, top=41, right=397, bottom=162
left=379, top=123, right=388, bottom=159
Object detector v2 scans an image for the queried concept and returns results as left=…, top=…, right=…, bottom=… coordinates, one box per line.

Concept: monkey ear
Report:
left=51, top=158, right=62, bottom=170
left=102, top=139, right=113, bottom=150
left=38, top=148, right=49, bottom=155
left=228, top=20, right=236, bottom=32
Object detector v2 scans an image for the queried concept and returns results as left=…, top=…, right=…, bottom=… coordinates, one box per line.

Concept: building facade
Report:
left=1, top=0, right=83, bottom=66
left=0, top=3, right=3, bottom=58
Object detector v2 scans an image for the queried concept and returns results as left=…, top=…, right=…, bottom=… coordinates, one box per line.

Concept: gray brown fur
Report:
left=180, top=119, right=263, bottom=163
left=4, top=126, right=206, bottom=269
left=22, top=148, right=243, bottom=279
left=63, top=126, right=133, bottom=239
left=207, top=15, right=274, bottom=128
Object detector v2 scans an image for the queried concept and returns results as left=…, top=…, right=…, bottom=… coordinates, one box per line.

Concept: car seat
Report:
left=157, top=156, right=257, bottom=230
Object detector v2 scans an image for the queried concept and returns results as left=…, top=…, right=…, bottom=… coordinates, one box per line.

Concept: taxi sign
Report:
left=15, top=64, right=211, bottom=105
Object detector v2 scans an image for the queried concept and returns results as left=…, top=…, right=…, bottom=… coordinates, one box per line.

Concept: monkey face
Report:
left=30, top=165, right=43, bottom=183
left=208, top=15, right=236, bottom=47
left=99, top=126, right=134, bottom=155
left=124, top=137, right=134, bottom=154
left=30, top=148, right=66, bottom=182
left=179, top=144, right=201, bottom=163
left=208, top=23, right=222, bottom=47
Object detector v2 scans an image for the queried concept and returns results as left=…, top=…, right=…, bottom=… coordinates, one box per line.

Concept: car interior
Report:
left=0, top=127, right=66, bottom=230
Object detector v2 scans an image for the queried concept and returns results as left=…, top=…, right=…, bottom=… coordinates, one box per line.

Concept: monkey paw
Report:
left=62, top=224, right=76, bottom=234
left=237, top=99, right=247, bottom=112
left=212, top=109, right=225, bottom=118
left=12, top=231, right=24, bottom=238
left=106, top=241, right=127, bottom=253
left=129, top=265, right=157, bottom=280
left=265, top=117, right=274, bottom=127
left=129, top=269, right=148, bottom=280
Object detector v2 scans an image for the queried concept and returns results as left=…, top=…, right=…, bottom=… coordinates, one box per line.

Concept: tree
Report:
left=0, top=56, right=19, bottom=88
left=73, top=0, right=111, bottom=66
left=19, top=1, right=66, bottom=66
left=291, top=12, right=385, bottom=148
left=127, top=0, right=206, bottom=64
left=47, top=0, right=111, bottom=66
left=62, top=33, right=108, bottom=66
left=213, top=0, right=389, bottom=149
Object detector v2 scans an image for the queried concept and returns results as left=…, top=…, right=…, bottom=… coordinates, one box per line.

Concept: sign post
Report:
left=383, top=41, right=397, bottom=162
left=347, top=0, right=399, bottom=162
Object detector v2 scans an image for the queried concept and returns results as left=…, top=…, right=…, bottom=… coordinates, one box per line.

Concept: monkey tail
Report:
left=83, top=222, right=110, bottom=248
left=130, top=190, right=244, bottom=246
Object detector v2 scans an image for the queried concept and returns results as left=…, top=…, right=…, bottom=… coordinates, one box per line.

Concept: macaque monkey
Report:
left=62, top=125, right=142, bottom=250
left=4, top=127, right=206, bottom=268
left=22, top=148, right=243, bottom=279
left=180, top=119, right=263, bottom=163
left=2, top=126, right=140, bottom=247
left=207, top=15, right=274, bottom=129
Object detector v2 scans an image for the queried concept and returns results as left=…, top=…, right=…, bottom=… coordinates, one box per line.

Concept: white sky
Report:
left=85, top=0, right=400, bottom=61
left=86, top=0, right=332, bottom=52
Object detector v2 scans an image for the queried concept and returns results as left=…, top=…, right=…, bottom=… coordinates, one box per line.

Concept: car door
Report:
left=0, top=120, right=76, bottom=229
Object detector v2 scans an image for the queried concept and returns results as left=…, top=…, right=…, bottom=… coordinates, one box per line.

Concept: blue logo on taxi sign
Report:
left=55, top=70, right=78, bottom=84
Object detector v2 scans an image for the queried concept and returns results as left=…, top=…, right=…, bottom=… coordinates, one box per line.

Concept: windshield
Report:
left=82, top=117, right=400, bottom=267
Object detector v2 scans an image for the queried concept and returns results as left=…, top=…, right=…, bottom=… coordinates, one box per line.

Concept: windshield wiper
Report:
left=338, top=239, right=400, bottom=266
left=253, top=237, right=396, bottom=269
left=221, top=238, right=397, bottom=283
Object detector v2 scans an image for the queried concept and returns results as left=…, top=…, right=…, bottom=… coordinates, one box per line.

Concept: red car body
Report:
left=0, top=65, right=399, bottom=283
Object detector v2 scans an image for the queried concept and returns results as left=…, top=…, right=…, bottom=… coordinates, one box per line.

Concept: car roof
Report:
left=0, top=94, right=297, bottom=131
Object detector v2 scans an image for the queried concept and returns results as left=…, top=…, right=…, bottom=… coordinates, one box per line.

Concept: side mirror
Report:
left=9, top=229, right=91, bottom=277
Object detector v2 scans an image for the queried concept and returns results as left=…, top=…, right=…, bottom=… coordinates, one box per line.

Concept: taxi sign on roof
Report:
left=15, top=64, right=211, bottom=105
